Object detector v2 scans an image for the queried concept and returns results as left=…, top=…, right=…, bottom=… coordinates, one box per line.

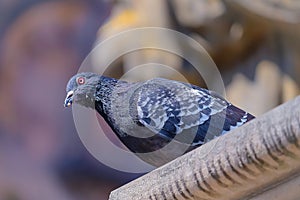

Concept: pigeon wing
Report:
left=134, top=78, right=230, bottom=145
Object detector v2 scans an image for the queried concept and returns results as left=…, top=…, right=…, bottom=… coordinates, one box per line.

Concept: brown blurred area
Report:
left=0, top=0, right=299, bottom=199
left=95, top=0, right=300, bottom=115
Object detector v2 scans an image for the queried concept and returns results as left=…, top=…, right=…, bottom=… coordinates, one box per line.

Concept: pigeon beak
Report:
left=64, top=90, right=74, bottom=107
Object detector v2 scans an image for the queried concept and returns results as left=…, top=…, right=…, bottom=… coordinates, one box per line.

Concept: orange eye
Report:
left=77, top=77, right=85, bottom=85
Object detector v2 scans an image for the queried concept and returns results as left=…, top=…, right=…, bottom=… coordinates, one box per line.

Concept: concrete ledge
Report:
left=110, top=96, right=300, bottom=200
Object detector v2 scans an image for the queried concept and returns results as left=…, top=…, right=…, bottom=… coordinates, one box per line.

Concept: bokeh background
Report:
left=0, top=0, right=299, bottom=199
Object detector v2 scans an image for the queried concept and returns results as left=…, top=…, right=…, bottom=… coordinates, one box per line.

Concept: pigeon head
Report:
left=64, top=72, right=100, bottom=108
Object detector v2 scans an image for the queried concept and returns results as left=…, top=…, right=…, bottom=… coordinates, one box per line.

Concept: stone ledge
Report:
left=110, top=96, right=300, bottom=200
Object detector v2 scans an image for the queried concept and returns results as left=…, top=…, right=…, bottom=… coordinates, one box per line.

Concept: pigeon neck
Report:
left=95, top=76, right=124, bottom=116
left=99, top=76, right=119, bottom=89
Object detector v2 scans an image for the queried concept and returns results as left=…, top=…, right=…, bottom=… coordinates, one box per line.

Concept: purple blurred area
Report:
left=0, top=1, right=140, bottom=199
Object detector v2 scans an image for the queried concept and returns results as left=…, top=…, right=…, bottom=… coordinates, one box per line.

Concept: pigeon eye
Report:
left=77, top=77, right=85, bottom=85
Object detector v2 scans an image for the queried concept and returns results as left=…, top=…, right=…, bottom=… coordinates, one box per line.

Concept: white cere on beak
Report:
left=67, top=90, right=74, bottom=99
left=64, top=90, right=74, bottom=107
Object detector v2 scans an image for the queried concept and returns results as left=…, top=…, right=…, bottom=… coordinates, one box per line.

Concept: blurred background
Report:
left=0, top=0, right=299, bottom=199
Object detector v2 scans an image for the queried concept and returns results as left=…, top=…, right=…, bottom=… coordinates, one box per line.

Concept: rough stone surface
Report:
left=109, top=96, right=300, bottom=200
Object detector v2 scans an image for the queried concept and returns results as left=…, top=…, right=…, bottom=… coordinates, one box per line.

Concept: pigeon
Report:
left=64, top=72, right=254, bottom=166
